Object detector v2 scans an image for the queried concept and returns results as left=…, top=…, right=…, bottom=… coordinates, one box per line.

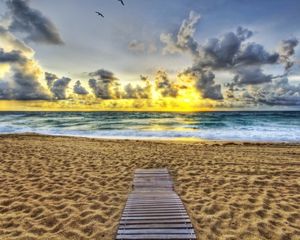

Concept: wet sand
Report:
left=0, top=134, right=299, bottom=240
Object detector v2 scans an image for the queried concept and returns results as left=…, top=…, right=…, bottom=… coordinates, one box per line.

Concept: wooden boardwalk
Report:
left=116, top=169, right=196, bottom=239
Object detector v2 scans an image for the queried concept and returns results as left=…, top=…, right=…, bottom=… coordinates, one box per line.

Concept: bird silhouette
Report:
left=118, top=0, right=125, bottom=6
left=95, top=11, right=104, bottom=18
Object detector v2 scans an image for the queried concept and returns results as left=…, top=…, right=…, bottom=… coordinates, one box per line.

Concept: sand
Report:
left=0, top=134, right=299, bottom=240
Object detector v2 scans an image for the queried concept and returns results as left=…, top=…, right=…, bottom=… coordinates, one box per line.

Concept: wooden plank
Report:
left=116, top=234, right=196, bottom=239
left=126, top=202, right=181, bottom=205
left=135, top=169, right=168, bottom=172
left=118, top=229, right=195, bottom=234
left=124, top=210, right=186, bottom=213
left=127, top=198, right=181, bottom=202
left=125, top=204, right=184, bottom=208
left=120, top=219, right=191, bottom=224
left=121, top=216, right=190, bottom=220
left=124, top=207, right=185, bottom=211
left=117, top=224, right=193, bottom=229
left=128, top=193, right=178, bottom=196
left=124, top=208, right=186, bottom=212
left=125, top=203, right=184, bottom=207
left=125, top=205, right=184, bottom=209
left=127, top=197, right=181, bottom=200
left=122, top=213, right=189, bottom=217
left=123, top=209, right=186, bottom=213
left=127, top=201, right=182, bottom=204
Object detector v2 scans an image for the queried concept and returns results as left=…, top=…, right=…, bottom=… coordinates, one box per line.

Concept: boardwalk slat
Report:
left=122, top=213, right=189, bottom=217
left=121, top=216, right=190, bottom=220
left=117, top=224, right=193, bottom=229
left=116, top=168, right=196, bottom=240
left=116, top=234, right=196, bottom=240
left=123, top=210, right=186, bottom=214
left=125, top=205, right=184, bottom=208
left=120, top=219, right=191, bottom=224
left=118, top=229, right=195, bottom=234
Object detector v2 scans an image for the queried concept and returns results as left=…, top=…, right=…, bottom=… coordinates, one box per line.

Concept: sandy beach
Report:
left=0, top=134, right=299, bottom=240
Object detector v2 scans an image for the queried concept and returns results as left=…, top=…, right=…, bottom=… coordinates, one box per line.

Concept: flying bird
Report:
left=95, top=11, right=104, bottom=18
left=118, top=0, right=125, bottom=6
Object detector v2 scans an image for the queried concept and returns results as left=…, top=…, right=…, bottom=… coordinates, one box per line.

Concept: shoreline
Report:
left=0, top=134, right=299, bottom=239
left=1, top=132, right=300, bottom=145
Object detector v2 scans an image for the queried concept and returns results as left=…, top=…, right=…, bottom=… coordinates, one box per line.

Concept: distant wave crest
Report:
left=0, top=111, right=299, bottom=142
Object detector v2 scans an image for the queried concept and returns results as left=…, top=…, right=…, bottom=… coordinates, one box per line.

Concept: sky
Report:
left=0, top=0, right=299, bottom=111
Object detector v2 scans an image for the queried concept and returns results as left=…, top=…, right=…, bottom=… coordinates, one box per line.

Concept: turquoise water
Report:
left=0, top=111, right=299, bottom=142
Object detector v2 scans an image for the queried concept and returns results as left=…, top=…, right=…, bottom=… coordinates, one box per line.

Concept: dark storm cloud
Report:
left=232, top=66, right=273, bottom=86
left=124, top=83, right=150, bottom=99
left=243, top=77, right=300, bottom=106
left=73, top=80, right=89, bottom=95
left=194, top=70, right=223, bottom=100
left=234, top=43, right=279, bottom=66
left=0, top=48, right=25, bottom=63
left=279, top=38, right=299, bottom=71
left=88, top=69, right=119, bottom=83
left=123, top=75, right=151, bottom=99
left=161, top=11, right=300, bottom=106
left=199, top=31, right=242, bottom=68
left=0, top=48, right=50, bottom=100
left=45, top=72, right=58, bottom=88
left=161, top=18, right=268, bottom=101
left=88, top=69, right=121, bottom=99
left=11, top=68, right=49, bottom=100
left=194, top=27, right=277, bottom=70
left=161, top=11, right=282, bottom=71
left=155, top=70, right=179, bottom=98
left=6, top=0, right=63, bottom=44
left=236, top=26, right=253, bottom=41
left=50, top=77, right=71, bottom=100
left=88, top=69, right=153, bottom=99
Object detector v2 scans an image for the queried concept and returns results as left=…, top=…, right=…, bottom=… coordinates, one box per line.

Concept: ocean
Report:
left=0, top=111, right=299, bottom=142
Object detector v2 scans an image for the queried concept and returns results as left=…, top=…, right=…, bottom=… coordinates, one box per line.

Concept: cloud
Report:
left=50, top=77, right=71, bottom=100
left=73, top=80, right=89, bottom=95
left=155, top=70, right=179, bottom=97
left=44, top=72, right=72, bottom=99
left=160, top=13, right=279, bottom=71
left=0, top=25, right=33, bottom=56
left=0, top=48, right=50, bottom=100
left=160, top=11, right=201, bottom=55
left=279, top=38, right=299, bottom=71
left=6, top=0, right=63, bottom=44
left=128, top=40, right=158, bottom=54
left=124, top=83, right=150, bottom=99
left=128, top=40, right=145, bottom=53
left=45, top=71, right=58, bottom=88
left=88, top=69, right=122, bottom=99
left=0, top=48, right=25, bottom=63
left=0, top=1, right=65, bottom=100
left=89, top=69, right=119, bottom=82
left=194, top=27, right=270, bottom=70
left=236, top=26, right=253, bottom=41
left=234, top=43, right=279, bottom=66
left=160, top=11, right=300, bottom=107
left=0, top=1, right=68, bottom=101
left=243, top=77, right=300, bottom=106
left=194, top=70, right=223, bottom=100
left=232, top=66, right=273, bottom=86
